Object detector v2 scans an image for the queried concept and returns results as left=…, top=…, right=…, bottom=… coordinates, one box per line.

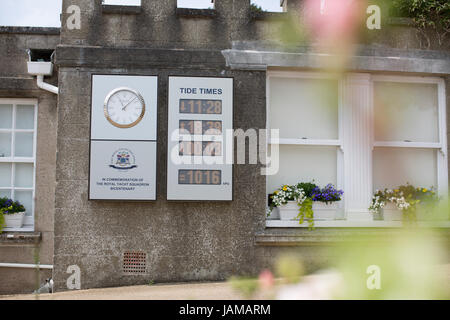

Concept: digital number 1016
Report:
left=178, top=170, right=221, bottom=185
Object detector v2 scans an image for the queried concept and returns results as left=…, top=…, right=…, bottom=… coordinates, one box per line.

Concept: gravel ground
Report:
left=2, top=265, right=448, bottom=300
left=0, top=281, right=246, bottom=300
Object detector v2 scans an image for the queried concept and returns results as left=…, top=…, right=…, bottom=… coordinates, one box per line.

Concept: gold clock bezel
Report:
left=103, top=87, right=146, bottom=129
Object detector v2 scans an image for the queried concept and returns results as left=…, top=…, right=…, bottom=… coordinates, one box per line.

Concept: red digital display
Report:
left=178, top=170, right=222, bottom=185
left=179, top=99, right=222, bottom=114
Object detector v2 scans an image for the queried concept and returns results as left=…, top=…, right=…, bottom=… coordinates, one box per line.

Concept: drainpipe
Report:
left=0, top=263, right=53, bottom=269
left=26, top=50, right=58, bottom=95
left=36, top=74, right=58, bottom=95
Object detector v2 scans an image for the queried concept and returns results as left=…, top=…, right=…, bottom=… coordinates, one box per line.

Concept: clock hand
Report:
left=121, top=97, right=137, bottom=111
left=117, top=96, right=125, bottom=107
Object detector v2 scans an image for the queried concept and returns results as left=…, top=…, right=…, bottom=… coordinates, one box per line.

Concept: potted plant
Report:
left=311, top=184, right=344, bottom=220
left=0, top=197, right=26, bottom=229
left=268, top=184, right=305, bottom=221
left=267, top=182, right=344, bottom=229
left=369, top=184, right=439, bottom=222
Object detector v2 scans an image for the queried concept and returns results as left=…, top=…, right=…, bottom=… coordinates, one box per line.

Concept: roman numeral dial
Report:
left=104, top=87, right=146, bottom=128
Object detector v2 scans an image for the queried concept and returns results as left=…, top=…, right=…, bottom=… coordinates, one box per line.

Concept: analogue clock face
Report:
left=104, top=87, right=145, bottom=128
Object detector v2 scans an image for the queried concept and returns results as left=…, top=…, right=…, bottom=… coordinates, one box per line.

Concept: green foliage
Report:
left=0, top=210, right=5, bottom=233
left=392, top=0, right=449, bottom=25
left=229, top=276, right=259, bottom=298
left=296, top=198, right=315, bottom=230
left=0, top=204, right=13, bottom=233
left=335, top=230, right=450, bottom=299
left=392, top=0, right=450, bottom=46
left=250, top=3, right=264, bottom=13
left=275, top=256, right=304, bottom=283
left=296, top=182, right=318, bottom=198
left=0, top=197, right=26, bottom=214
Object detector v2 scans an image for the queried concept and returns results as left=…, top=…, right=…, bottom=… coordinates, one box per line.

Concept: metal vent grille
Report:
left=123, top=251, right=147, bottom=274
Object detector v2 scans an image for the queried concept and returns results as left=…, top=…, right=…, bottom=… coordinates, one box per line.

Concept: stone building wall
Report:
left=0, top=27, right=59, bottom=294
left=50, top=0, right=450, bottom=291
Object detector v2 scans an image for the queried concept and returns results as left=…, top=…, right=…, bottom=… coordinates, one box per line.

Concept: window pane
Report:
left=177, top=0, right=213, bottom=9
left=0, top=132, right=12, bottom=157
left=251, top=0, right=283, bottom=12
left=270, top=77, right=339, bottom=140
left=103, top=0, right=141, bottom=5
left=0, top=163, right=12, bottom=187
left=0, top=104, right=13, bottom=129
left=14, top=163, right=33, bottom=188
left=266, top=145, right=337, bottom=194
left=15, top=190, right=33, bottom=216
left=15, top=105, right=35, bottom=129
left=374, top=82, right=439, bottom=142
left=373, top=148, right=437, bottom=190
left=14, top=132, right=33, bottom=157
left=0, top=189, right=11, bottom=198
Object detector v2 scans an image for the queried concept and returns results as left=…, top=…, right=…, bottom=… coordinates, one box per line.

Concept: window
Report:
left=177, top=0, right=214, bottom=9
left=102, top=0, right=141, bottom=6
left=0, top=99, right=37, bottom=230
left=267, top=72, right=343, bottom=208
left=251, top=0, right=284, bottom=12
left=266, top=72, right=448, bottom=226
left=372, top=76, right=447, bottom=195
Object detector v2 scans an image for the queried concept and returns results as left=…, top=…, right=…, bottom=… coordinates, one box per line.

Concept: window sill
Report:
left=102, top=5, right=142, bottom=15
left=176, top=8, right=217, bottom=19
left=3, top=226, right=35, bottom=232
left=0, top=231, right=40, bottom=245
left=266, top=219, right=450, bottom=228
left=257, top=223, right=450, bottom=246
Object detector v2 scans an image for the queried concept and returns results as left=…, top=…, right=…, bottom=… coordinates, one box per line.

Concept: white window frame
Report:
left=266, top=71, right=345, bottom=214
left=371, top=75, right=448, bottom=197
left=0, top=98, right=38, bottom=231
left=266, top=72, right=449, bottom=228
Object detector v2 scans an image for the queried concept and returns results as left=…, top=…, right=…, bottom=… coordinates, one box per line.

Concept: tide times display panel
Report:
left=167, top=77, right=233, bottom=200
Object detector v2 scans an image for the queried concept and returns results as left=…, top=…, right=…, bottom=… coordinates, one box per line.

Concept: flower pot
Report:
left=312, top=202, right=339, bottom=220
left=278, top=201, right=299, bottom=220
left=4, top=211, right=25, bottom=228
left=267, top=207, right=280, bottom=220
left=382, top=203, right=403, bottom=221
left=278, top=201, right=340, bottom=221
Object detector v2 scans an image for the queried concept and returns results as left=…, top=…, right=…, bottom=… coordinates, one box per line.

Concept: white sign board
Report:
left=89, top=140, right=157, bottom=200
left=89, top=74, right=158, bottom=200
left=167, top=76, right=233, bottom=200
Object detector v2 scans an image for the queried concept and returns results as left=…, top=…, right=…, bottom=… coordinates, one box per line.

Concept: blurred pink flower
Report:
left=258, top=269, right=274, bottom=290
left=303, top=0, right=365, bottom=44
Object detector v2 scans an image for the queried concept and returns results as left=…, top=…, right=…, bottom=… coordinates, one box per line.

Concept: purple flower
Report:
left=312, top=184, right=344, bottom=203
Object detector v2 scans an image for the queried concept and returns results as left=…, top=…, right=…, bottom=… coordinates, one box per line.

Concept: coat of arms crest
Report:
left=109, top=148, right=137, bottom=170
